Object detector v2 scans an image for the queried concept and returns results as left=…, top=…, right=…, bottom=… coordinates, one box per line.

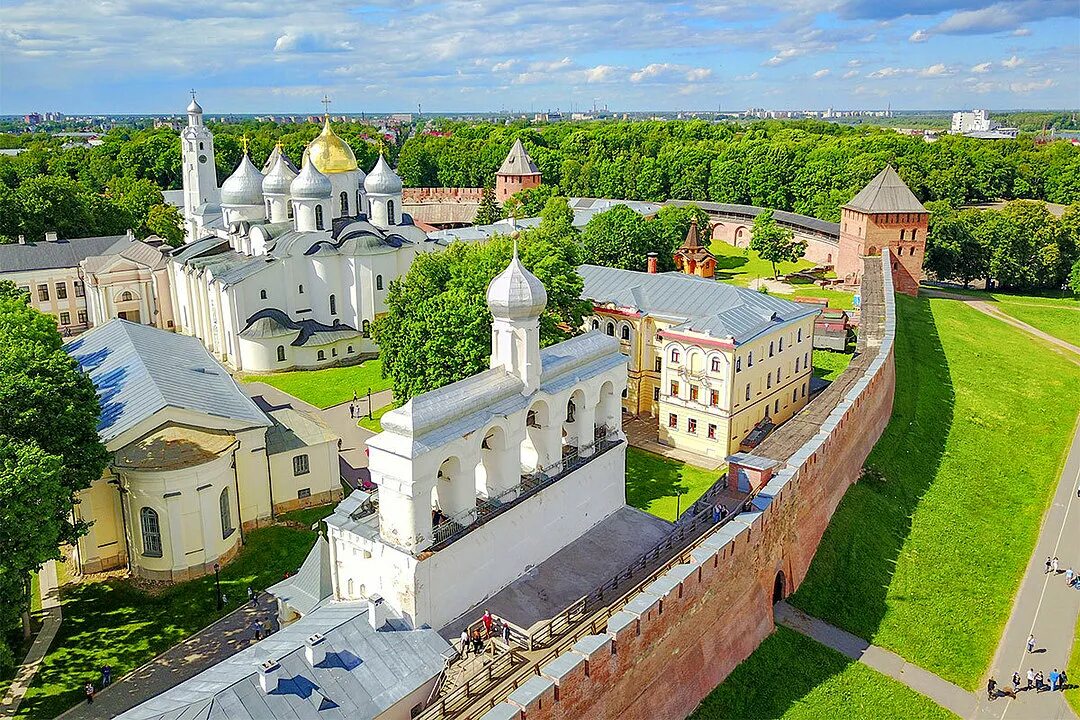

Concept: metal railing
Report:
left=415, top=647, right=526, bottom=720
left=430, top=427, right=623, bottom=550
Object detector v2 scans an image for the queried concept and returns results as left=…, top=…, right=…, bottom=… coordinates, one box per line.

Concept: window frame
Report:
left=293, top=454, right=310, bottom=476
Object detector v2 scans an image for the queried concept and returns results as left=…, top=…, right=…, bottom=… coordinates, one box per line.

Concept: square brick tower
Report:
left=495, top=139, right=542, bottom=204
left=835, top=166, right=928, bottom=296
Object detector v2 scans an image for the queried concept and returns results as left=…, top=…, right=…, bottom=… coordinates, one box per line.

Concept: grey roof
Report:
left=65, top=319, right=270, bottom=443
left=0, top=234, right=129, bottom=273
left=115, top=601, right=451, bottom=720
left=666, top=200, right=840, bottom=239
left=265, top=407, right=338, bottom=455
left=726, top=452, right=779, bottom=471
left=239, top=308, right=362, bottom=347
left=267, top=535, right=333, bottom=616
left=169, top=236, right=232, bottom=263
left=843, top=166, right=927, bottom=214
left=579, top=265, right=820, bottom=345
left=496, top=138, right=540, bottom=176
left=161, top=189, right=185, bottom=208
left=81, top=240, right=166, bottom=274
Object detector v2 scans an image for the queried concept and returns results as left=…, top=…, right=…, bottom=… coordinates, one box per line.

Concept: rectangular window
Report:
left=298, top=488, right=312, bottom=499
left=18, top=285, right=29, bottom=296
left=687, top=418, right=697, bottom=434
left=293, top=454, right=310, bottom=476
left=707, top=424, right=717, bottom=439
left=37, top=284, right=49, bottom=302
left=689, top=385, right=699, bottom=402
left=77, top=310, right=87, bottom=325
left=670, top=381, right=679, bottom=397
left=653, top=387, right=660, bottom=401
left=655, top=357, right=662, bottom=372
left=668, top=413, right=677, bottom=429
left=710, top=390, right=719, bottom=407
left=74, top=280, right=84, bottom=297
left=55, top=282, right=67, bottom=299
left=711, top=357, right=721, bottom=372
left=59, top=312, right=70, bottom=325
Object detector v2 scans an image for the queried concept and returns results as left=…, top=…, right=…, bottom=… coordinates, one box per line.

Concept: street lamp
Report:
left=675, top=487, right=684, bottom=520
left=214, top=563, right=222, bottom=611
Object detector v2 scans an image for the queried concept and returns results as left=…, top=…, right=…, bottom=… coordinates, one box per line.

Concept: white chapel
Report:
left=169, top=96, right=431, bottom=372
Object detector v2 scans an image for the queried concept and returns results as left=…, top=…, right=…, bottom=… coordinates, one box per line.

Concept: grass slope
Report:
left=16, top=524, right=319, bottom=719
left=812, top=350, right=854, bottom=382
left=1067, top=612, right=1080, bottom=715
left=691, top=626, right=958, bottom=720
left=239, top=360, right=391, bottom=409
left=931, top=288, right=1080, bottom=347
left=624, top=447, right=722, bottom=522
left=790, top=295, right=1080, bottom=689
left=710, top=239, right=855, bottom=309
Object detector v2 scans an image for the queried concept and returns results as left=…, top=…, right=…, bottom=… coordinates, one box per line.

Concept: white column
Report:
left=577, top=403, right=597, bottom=457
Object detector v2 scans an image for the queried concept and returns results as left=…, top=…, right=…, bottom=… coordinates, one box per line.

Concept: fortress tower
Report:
left=494, top=139, right=542, bottom=204
left=835, top=165, right=927, bottom=296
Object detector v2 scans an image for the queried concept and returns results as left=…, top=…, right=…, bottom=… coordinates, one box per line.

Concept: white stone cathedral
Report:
left=169, top=95, right=430, bottom=372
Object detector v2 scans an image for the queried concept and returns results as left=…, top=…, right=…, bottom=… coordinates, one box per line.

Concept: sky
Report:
left=1, top=0, right=1077, bottom=115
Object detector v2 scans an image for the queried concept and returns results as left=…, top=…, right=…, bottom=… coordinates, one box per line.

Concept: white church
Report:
left=169, top=96, right=430, bottom=372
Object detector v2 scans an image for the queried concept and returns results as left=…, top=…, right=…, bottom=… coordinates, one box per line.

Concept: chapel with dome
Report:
left=169, top=95, right=431, bottom=373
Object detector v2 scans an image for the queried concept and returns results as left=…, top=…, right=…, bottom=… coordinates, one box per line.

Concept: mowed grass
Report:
left=357, top=401, right=395, bottom=433
left=1067, top=612, right=1080, bottom=715
left=624, top=447, right=722, bottom=522
left=691, top=626, right=958, bottom=720
left=709, top=239, right=815, bottom=286
left=16, top=524, right=319, bottom=720
left=790, top=295, right=1080, bottom=689
left=930, top=287, right=1080, bottom=347
left=812, top=350, right=854, bottom=382
left=239, top=359, right=391, bottom=409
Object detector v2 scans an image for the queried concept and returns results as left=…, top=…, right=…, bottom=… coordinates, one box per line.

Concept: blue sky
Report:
left=1, top=0, right=1077, bottom=114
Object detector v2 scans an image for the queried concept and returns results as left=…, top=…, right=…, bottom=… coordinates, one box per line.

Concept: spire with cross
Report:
left=322, top=95, right=332, bottom=117
left=190, top=88, right=197, bottom=101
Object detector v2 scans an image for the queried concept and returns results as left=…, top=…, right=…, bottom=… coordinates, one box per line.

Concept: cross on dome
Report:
left=322, top=95, right=332, bottom=116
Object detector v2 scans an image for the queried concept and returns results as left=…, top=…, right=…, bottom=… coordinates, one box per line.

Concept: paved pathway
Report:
left=775, top=601, right=979, bottom=719
left=0, top=561, right=62, bottom=718
left=57, top=599, right=279, bottom=720
left=974, top=412, right=1080, bottom=720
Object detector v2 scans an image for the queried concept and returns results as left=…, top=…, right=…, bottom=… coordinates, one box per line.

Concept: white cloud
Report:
left=1002, top=55, right=1024, bottom=68
left=686, top=67, right=713, bottom=81
left=491, top=59, right=517, bottom=73
left=1012, top=27, right=1032, bottom=36
left=763, top=48, right=804, bottom=66
left=734, top=71, right=759, bottom=81
left=585, top=65, right=618, bottom=83
left=919, top=63, right=949, bottom=77
left=842, top=69, right=859, bottom=79
left=1010, top=78, right=1054, bottom=93
left=846, top=59, right=863, bottom=68
left=971, top=62, right=991, bottom=73
left=868, top=66, right=904, bottom=78
left=812, top=68, right=830, bottom=79
left=908, top=29, right=929, bottom=43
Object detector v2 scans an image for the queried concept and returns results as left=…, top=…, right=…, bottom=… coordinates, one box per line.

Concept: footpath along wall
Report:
left=482, top=251, right=898, bottom=720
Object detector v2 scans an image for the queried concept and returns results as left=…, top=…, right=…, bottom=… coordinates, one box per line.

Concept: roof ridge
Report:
left=115, top=320, right=171, bottom=422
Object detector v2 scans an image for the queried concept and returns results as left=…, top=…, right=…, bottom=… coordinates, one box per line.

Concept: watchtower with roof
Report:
left=836, top=166, right=928, bottom=294
left=495, top=139, right=542, bottom=204
left=673, top=218, right=717, bottom=278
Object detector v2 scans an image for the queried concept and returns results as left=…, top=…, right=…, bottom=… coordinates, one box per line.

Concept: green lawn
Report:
left=1067, top=612, right=1080, bottom=715
left=789, top=295, right=1080, bottom=689
left=929, top=287, right=1080, bottom=347
left=709, top=240, right=815, bottom=287
left=239, top=359, right=391, bottom=409
left=812, top=350, right=854, bottom=382
left=691, top=626, right=958, bottom=720
left=15, top=523, right=320, bottom=720
left=624, top=447, right=722, bottom=522
left=358, top=401, right=395, bottom=432
left=277, top=502, right=339, bottom=533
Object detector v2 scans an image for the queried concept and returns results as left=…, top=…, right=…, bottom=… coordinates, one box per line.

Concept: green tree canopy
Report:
left=749, top=209, right=807, bottom=278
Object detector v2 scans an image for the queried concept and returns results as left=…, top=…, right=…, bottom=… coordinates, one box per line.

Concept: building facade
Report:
left=494, top=138, right=542, bottom=204
left=672, top=218, right=716, bottom=278
left=580, top=265, right=819, bottom=460
left=67, top=320, right=341, bottom=581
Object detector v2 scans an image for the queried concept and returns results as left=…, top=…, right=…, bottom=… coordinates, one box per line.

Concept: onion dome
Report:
left=363, top=154, right=402, bottom=195
left=290, top=151, right=332, bottom=200
left=220, top=153, right=265, bottom=206
left=187, top=97, right=203, bottom=114
left=487, top=245, right=547, bottom=320
left=262, top=150, right=298, bottom=196
left=305, top=117, right=358, bottom=174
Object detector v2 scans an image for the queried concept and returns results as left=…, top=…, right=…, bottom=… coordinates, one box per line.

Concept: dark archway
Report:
left=772, top=570, right=786, bottom=604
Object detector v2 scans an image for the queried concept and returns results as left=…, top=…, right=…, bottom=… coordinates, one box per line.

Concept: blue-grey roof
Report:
left=240, top=308, right=362, bottom=347
left=666, top=200, right=840, bottom=239
left=0, top=234, right=129, bottom=273
left=115, top=601, right=452, bottom=720
left=65, top=320, right=270, bottom=443
left=169, top=236, right=231, bottom=263
left=579, top=265, right=820, bottom=345
left=726, top=452, right=780, bottom=471
left=268, top=535, right=333, bottom=616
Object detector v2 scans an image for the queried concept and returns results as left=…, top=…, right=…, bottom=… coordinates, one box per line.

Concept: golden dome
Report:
left=305, top=117, right=358, bottom=174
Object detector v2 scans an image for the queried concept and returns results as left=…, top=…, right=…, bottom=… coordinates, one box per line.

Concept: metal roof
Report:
left=267, top=535, right=334, bottom=616
left=843, top=166, right=927, bottom=214
left=496, top=138, right=540, bottom=176
left=0, top=234, right=130, bottom=273
left=81, top=240, right=167, bottom=274
left=579, top=265, right=820, bottom=345
left=114, top=601, right=451, bottom=720
left=665, top=200, right=840, bottom=238
left=265, top=407, right=339, bottom=456
left=239, top=308, right=362, bottom=347
left=65, top=319, right=270, bottom=443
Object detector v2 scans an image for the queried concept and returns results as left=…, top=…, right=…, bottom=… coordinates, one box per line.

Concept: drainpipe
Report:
left=265, top=447, right=276, bottom=522
left=109, top=472, right=133, bottom=574
left=232, top=447, right=245, bottom=545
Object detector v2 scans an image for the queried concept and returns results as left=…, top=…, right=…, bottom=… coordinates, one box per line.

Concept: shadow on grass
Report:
left=624, top=448, right=695, bottom=513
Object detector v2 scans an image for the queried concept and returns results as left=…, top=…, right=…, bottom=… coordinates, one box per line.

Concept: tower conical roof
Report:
left=844, top=166, right=926, bottom=214
left=496, top=138, right=540, bottom=176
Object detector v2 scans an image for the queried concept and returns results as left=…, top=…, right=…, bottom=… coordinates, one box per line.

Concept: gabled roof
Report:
left=0, top=234, right=130, bottom=273
left=843, top=166, right=927, bottom=214
left=496, top=138, right=540, bottom=176
left=81, top=240, right=167, bottom=274
left=267, top=534, right=333, bottom=615
left=65, top=319, right=269, bottom=443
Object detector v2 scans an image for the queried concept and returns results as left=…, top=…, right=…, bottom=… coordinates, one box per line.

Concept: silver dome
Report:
left=363, top=154, right=402, bottom=195
left=290, top=152, right=333, bottom=200
left=487, top=249, right=547, bottom=320
left=187, top=97, right=203, bottom=114
left=263, top=152, right=298, bottom=196
left=220, top=154, right=265, bottom=206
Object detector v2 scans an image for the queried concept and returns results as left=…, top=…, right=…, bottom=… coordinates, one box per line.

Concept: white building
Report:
left=304, top=253, right=629, bottom=630
left=171, top=96, right=431, bottom=372
left=951, top=109, right=993, bottom=134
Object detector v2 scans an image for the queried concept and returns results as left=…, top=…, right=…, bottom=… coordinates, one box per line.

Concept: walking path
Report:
left=775, top=601, right=979, bottom=719
left=57, top=598, right=278, bottom=720
left=974, top=412, right=1080, bottom=720
left=0, top=560, right=62, bottom=718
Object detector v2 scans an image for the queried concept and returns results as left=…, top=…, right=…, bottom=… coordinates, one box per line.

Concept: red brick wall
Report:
left=402, top=187, right=485, bottom=202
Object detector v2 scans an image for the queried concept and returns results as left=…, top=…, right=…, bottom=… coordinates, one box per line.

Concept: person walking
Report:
left=1060, top=669, right=1069, bottom=689
left=1027, top=668, right=1035, bottom=690
left=482, top=609, right=493, bottom=638
left=1012, top=671, right=1021, bottom=691
left=1027, top=634, right=1036, bottom=653
left=1052, top=556, right=1059, bottom=574
left=1046, top=556, right=1052, bottom=574
left=349, top=404, right=356, bottom=419
left=1050, top=668, right=1060, bottom=692
left=987, top=677, right=996, bottom=701
left=84, top=682, right=95, bottom=705
left=1067, top=567, right=1075, bottom=586
left=253, top=620, right=262, bottom=641
left=712, top=504, right=721, bottom=524
left=101, top=664, right=111, bottom=687
left=501, top=621, right=511, bottom=646
left=459, top=629, right=469, bottom=657
left=1036, top=670, right=1045, bottom=692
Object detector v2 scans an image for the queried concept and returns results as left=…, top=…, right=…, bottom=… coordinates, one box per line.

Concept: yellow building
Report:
left=67, top=319, right=342, bottom=581
left=580, top=265, right=819, bottom=461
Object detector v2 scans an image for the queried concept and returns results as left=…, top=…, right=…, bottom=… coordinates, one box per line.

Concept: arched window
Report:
left=277, top=345, right=286, bottom=362
left=260, top=289, right=267, bottom=300
left=767, top=374, right=772, bottom=389
left=797, top=328, right=802, bottom=343
left=347, top=345, right=354, bottom=353
left=711, top=356, right=721, bottom=372
left=120, top=290, right=134, bottom=302
left=356, top=190, right=363, bottom=214
left=795, top=357, right=800, bottom=373
left=288, top=201, right=294, bottom=219
left=592, top=319, right=599, bottom=330
left=777, top=368, right=782, bottom=384
left=329, top=294, right=337, bottom=315
left=315, top=204, right=324, bottom=230
left=745, top=384, right=751, bottom=401
left=140, top=507, right=162, bottom=557
left=769, top=341, right=774, bottom=357
left=912, top=229, right=918, bottom=242
left=566, top=398, right=576, bottom=423
left=376, top=275, right=383, bottom=291
left=318, top=350, right=326, bottom=361
left=266, top=199, right=272, bottom=217
left=671, top=348, right=680, bottom=363
left=606, top=322, right=615, bottom=336
left=748, top=351, right=753, bottom=367
left=340, top=191, right=349, bottom=216
left=621, top=325, right=630, bottom=341
left=220, top=488, right=234, bottom=539
left=387, top=200, right=396, bottom=225
left=362, top=319, right=370, bottom=337
left=778, top=337, right=784, bottom=352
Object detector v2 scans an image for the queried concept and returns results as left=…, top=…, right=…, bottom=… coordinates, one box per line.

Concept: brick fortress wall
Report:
left=484, top=251, right=898, bottom=720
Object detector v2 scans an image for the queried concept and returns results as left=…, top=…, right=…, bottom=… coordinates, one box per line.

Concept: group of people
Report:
left=83, top=665, right=110, bottom=705
left=458, top=609, right=512, bottom=659
left=348, top=403, right=368, bottom=420
left=711, top=503, right=729, bottom=524
left=988, top=667, right=1070, bottom=700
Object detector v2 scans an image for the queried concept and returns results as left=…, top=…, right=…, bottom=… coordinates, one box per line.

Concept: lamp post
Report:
left=675, top=487, right=684, bottom=520
left=214, top=563, right=222, bottom=611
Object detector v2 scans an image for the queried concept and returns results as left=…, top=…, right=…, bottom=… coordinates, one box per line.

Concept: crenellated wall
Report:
left=481, top=251, right=897, bottom=720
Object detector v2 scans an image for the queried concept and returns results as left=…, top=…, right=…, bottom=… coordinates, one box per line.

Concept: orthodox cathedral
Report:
left=168, top=96, right=431, bottom=372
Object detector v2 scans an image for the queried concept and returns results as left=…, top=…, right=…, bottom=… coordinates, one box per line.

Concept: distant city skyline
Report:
left=1, top=0, right=1077, bottom=115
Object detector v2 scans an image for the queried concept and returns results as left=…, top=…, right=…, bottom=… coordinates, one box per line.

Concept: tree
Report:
left=107, top=176, right=165, bottom=238
left=749, top=209, right=807, bottom=278
left=537, top=196, right=575, bottom=237
left=652, top=204, right=713, bottom=272
left=1069, top=256, right=1080, bottom=295
left=473, top=185, right=502, bottom=226
left=923, top=201, right=988, bottom=288
left=373, top=233, right=588, bottom=402
left=146, top=203, right=185, bottom=246
left=579, top=204, right=656, bottom=271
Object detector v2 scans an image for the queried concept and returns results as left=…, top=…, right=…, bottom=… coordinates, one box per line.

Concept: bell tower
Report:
left=180, top=91, right=220, bottom=240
